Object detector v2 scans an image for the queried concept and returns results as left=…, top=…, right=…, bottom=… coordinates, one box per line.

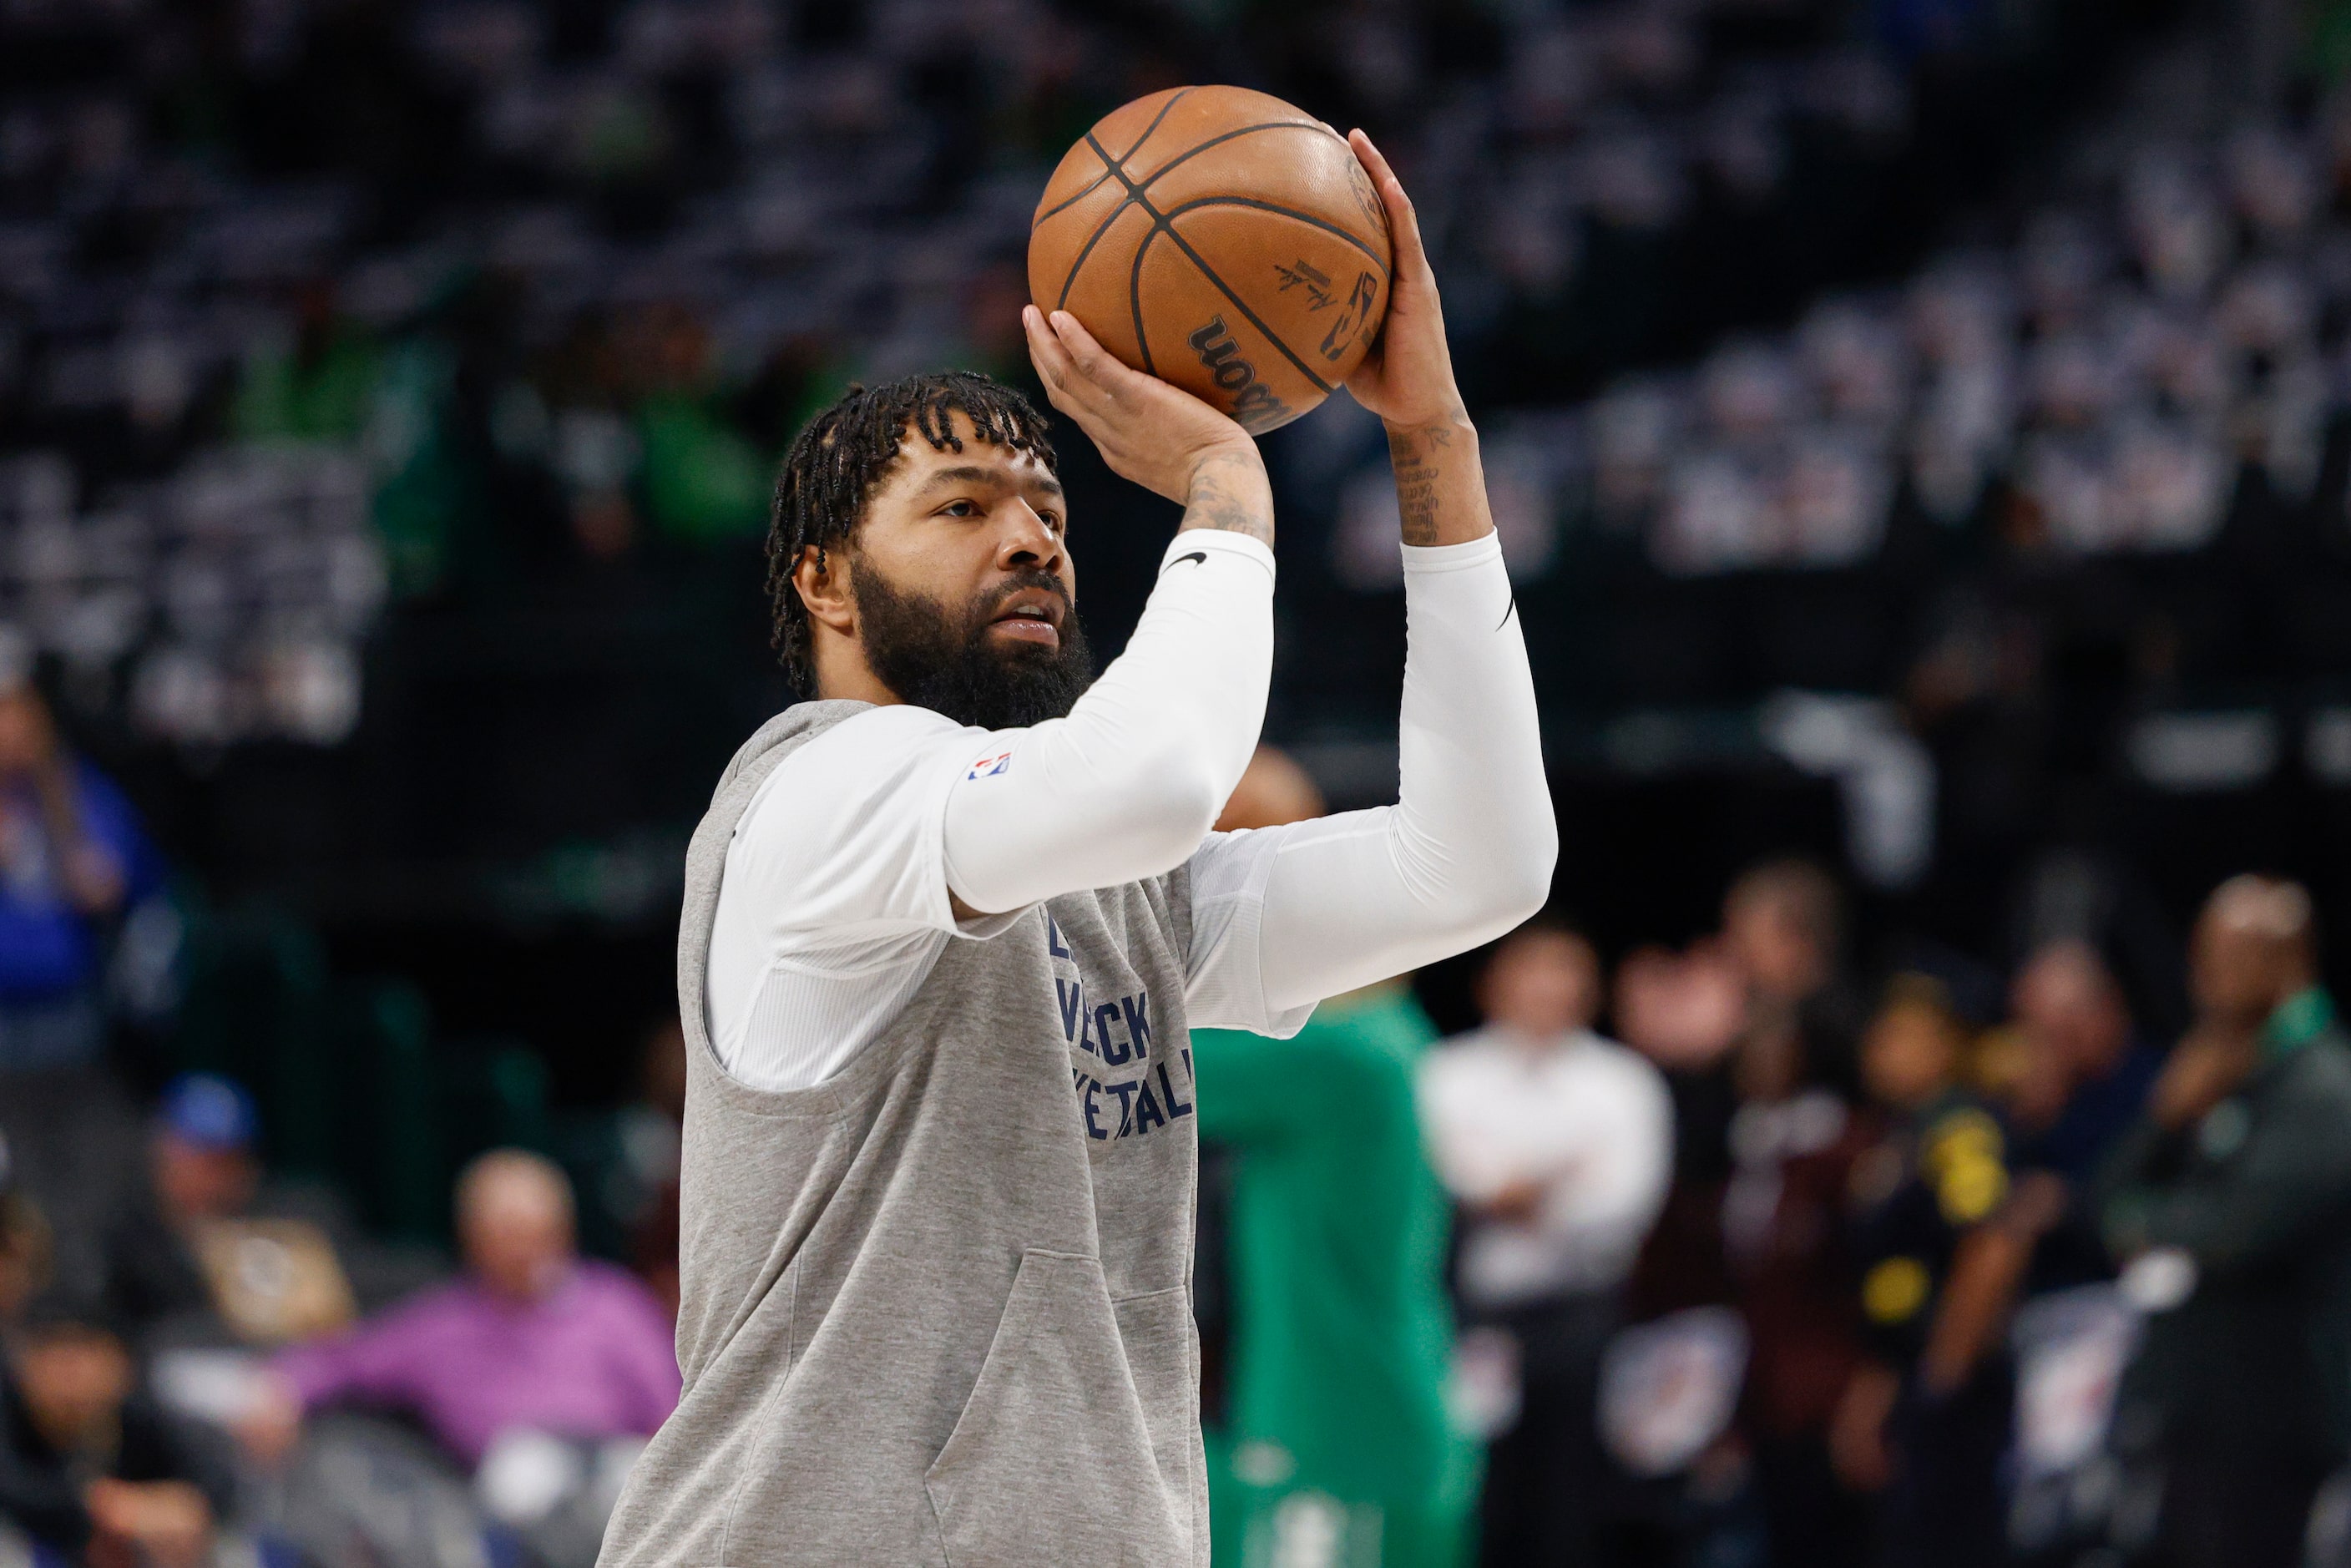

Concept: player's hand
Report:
left=1023, top=306, right=1262, bottom=506
left=1343, top=130, right=1467, bottom=434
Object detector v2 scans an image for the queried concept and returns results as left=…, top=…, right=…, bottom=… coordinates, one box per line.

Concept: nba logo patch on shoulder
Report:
left=967, top=750, right=1014, bottom=781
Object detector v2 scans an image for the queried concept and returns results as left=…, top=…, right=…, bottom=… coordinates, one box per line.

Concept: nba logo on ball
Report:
left=1030, top=86, right=1393, bottom=433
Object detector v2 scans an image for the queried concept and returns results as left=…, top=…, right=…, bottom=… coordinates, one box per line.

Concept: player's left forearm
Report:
left=1247, top=527, right=1553, bottom=1014
left=1386, top=524, right=1554, bottom=930
left=1385, top=414, right=1492, bottom=549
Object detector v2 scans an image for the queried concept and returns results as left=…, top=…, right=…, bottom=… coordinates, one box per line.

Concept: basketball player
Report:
left=597, top=134, right=1555, bottom=1566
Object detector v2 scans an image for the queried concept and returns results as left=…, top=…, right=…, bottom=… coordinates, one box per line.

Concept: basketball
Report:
left=1028, top=86, right=1393, bottom=435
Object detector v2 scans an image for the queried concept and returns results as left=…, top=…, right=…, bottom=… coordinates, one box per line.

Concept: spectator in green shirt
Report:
left=622, top=303, right=767, bottom=545
left=2099, top=874, right=2351, bottom=1568
left=233, top=284, right=382, bottom=446
left=1193, top=747, right=1476, bottom=1568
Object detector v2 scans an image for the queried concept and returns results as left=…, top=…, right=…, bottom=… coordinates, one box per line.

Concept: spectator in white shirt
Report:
left=1419, top=920, right=1675, bottom=1568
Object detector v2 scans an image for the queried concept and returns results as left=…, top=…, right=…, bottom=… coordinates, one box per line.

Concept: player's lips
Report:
left=987, top=589, right=1064, bottom=649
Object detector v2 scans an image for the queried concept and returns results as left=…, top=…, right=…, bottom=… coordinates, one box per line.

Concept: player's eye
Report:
left=1039, top=511, right=1062, bottom=534
left=939, top=498, right=981, bottom=518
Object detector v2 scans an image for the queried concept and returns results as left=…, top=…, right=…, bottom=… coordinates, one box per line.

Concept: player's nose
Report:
left=996, top=498, right=1063, bottom=571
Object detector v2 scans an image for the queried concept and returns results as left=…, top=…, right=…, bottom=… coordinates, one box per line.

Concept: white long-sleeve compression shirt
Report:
left=705, top=525, right=1554, bottom=1090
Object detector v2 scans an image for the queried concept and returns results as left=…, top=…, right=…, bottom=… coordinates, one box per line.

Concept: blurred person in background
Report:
left=0, top=1291, right=229, bottom=1568
left=1191, top=747, right=1476, bottom=1568
left=1615, top=857, right=1862, bottom=1506
left=0, top=666, right=160, bottom=1075
left=1611, top=936, right=1747, bottom=1205
left=1722, top=858, right=1868, bottom=1099
left=1617, top=860, right=1856, bottom=1331
left=231, top=281, right=381, bottom=448
left=2098, top=876, right=2351, bottom=1568
left=611, top=1020, right=685, bottom=1319
left=238, top=1150, right=678, bottom=1480
left=1987, top=941, right=2159, bottom=1564
left=1835, top=974, right=2021, bottom=1568
left=622, top=301, right=769, bottom=549
left=1719, top=996, right=1878, bottom=1568
left=0, top=670, right=164, bottom=1308
left=2004, top=940, right=2158, bottom=1289
left=100, top=1073, right=356, bottom=1351
left=1421, top=920, right=1674, bottom=1568
left=0, top=1138, right=50, bottom=1327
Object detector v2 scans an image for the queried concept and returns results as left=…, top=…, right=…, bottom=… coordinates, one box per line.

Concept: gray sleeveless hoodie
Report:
left=598, top=701, right=1208, bottom=1567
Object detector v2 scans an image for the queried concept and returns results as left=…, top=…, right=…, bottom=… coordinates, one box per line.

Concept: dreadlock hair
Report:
left=766, top=371, right=1058, bottom=692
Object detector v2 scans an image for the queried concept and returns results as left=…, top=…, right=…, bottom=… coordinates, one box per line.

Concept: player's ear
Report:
left=794, top=544, right=857, bottom=635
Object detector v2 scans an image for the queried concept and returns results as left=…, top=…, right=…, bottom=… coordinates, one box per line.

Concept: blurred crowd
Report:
left=0, top=1095, right=684, bottom=1568
left=0, top=1011, right=690, bottom=1568
left=0, top=653, right=687, bottom=1568
left=1582, top=112, right=2351, bottom=574
left=1201, top=746, right=2351, bottom=1568
left=2, top=719, right=2347, bottom=1568
left=12, top=0, right=2327, bottom=999
left=0, top=0, right=2071, bottom=754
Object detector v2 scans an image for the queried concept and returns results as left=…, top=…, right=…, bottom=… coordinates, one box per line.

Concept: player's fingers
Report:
left=1033, top=341, right=1142, bottom=464
left=1347, top=127, right=1403, bottom=198
left=1048, top=311, right=1143, bottom=403
left=1025, top=307, right=1096, bottom=420
left=1348, top=130, right=1432, bottom=281
left=1024, top=305, right=1074, bottom=390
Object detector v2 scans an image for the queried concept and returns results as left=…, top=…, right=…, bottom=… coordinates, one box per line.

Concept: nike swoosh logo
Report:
left=1170, top=551, right=1208, bottom=569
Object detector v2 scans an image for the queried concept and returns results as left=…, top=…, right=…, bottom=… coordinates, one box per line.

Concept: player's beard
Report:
left=852, top=564, right=1095, bottom=730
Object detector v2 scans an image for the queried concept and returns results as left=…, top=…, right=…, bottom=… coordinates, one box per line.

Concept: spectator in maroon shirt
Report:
left=1720, top=1013, right=1877, bottom=1568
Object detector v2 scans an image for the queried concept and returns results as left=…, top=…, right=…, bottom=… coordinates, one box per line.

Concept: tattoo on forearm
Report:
left=1388, top=431, right=1445, bottom=546
left=1188, top=494, right=1274, bottom=544
left=1385, top=418, right=1484, bottom=547
left=1179, top=453, right=1275, bottom=545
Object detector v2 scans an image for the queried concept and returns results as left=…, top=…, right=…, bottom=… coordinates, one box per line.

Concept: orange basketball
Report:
left=1029, top=86, right=1393, bottom=435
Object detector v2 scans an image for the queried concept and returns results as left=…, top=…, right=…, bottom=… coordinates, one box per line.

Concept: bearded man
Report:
left=598, top=134, right=1555, bottom=1566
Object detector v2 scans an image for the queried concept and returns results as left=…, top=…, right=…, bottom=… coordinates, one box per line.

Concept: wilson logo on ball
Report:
left=1187, top=316, right=1292, bottom=428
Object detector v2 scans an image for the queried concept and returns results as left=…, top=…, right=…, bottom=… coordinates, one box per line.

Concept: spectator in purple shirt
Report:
left=240, top=1149, right=679, bottom=1470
